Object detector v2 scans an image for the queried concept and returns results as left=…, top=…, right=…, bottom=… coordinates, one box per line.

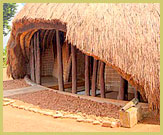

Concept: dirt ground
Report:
left=3, top=68, right=30, bottom=90
left=3, top=68, right=160, bottom=132
left=3, top=106, right=160, bottom=132
left=3, top=79, right=30, bottom=90
left=3, top=68, right=12, bottom=81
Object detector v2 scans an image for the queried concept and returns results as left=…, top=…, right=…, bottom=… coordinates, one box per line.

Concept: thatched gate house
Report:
left=7, top=3, right=160, bottom=112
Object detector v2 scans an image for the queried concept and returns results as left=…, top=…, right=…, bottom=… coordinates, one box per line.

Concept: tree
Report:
left=3, top=3, right=17, bottom=36
left=3, top=46, right=7, bottom=67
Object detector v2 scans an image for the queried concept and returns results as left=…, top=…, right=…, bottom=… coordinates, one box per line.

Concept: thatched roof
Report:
left=7, top=3, right=160, bottom=112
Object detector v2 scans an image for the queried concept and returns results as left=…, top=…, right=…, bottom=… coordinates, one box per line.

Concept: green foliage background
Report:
left=3, top=47, right=7, bottom=68
left=3, top=3, right=17, bottom=36
left=3, top=3, right=17, bottom=67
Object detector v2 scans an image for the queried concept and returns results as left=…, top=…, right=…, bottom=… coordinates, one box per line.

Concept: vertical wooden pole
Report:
left=124, top=80, right=128, bottom=100
left=134, top=89, right=140, bottom=101
left=30, top=38, right=35, bottom=82
left=118, top=76, right=128, bottom=100
left=71, top=45, right=77, bottom=94
left=34, top=33, right=37, bottom=83
left=64, top=41, right=72, bottom=82
left=89, top=57, right=93, bottom=78
left=64, top=54, right=72, bottom=82
left=35, top=31, right=41, bottom=84
left=85, top=55, right=90, bottom=96
left=56, top=30, right=64, bottom=91
left=91, top=59, right=98, bottom=97
left=134, top=89, right=138, bottom=98
left=100, top=61, right=105, bottom=98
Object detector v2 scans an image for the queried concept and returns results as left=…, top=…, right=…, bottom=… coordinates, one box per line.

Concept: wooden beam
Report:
left=33, top=33, right=37, bottom=83
left=66, top=41, right=71, bottom=59
left=30, top=37, right=35, bottom=82
left=42, top=30, right=49, bottom=52
left=34, top=33, right=37, bottom=61
left=89, top=57, right=93, bottom=78
left=52, top=31, right=57, bottom=58
left=91, top=59, right=98, bottom=97
left=56, top=30, right=64, bottom=91
left=35, top=31, right=41, bottom=84
left=134, top=89, right=141, bottom=101
left=49, top=80, right=84, bottom=90
left=16, top=22, right=67, bottom=37
left=71, top=45, right=77, bottom=94
left=64, top=42, right=72, bottom=82
left=100, top=61, right=105, bottom=98
left=64, top=54, right=72, bottom=82
left=47, top=30, right=54, bottom=49
left=85, top=55, right=90, bottom=96
left=118, top=76, right=128, bottom=100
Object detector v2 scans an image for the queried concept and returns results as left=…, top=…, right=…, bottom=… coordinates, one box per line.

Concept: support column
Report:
left=89, top=57, right=93, bottom=78
left=85, top=55, right=90, bottom=96
left=91, top=59, right=98, bottom=97
left=64, top=54, right=72, bottom=82
left=64, top=42, right=71, bottom=82
left=56, top=30, right=64, bottom=91
left=118, top=76, right=128, bottom=100
left=71, top=45, right=77, bottom=94
left=100, top=61, right=105, bottom=98
left=34, top=33, right=37, bottom=83
left=30, top=38, right=35, bottom=82
left=134, top=89, right=140, bottom=101
left=35, top=31, right=41, bottom=84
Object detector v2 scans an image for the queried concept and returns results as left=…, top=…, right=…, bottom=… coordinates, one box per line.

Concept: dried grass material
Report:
left=7, top=3, right=160, bottom=112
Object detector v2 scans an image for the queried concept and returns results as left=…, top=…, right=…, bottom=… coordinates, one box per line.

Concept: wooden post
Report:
left=134, top=89, right=137, bottom=98
left=134, top=89, right=141, bottom=101
left=89, top=57, right=93, bottom=78
left=91, top=59, right=98, bottom=97
left=100, top=61, right=105, bottom=98
left=85, top=55, right=90, bottom=96
left=118, top=76, right=128, bottom=100
left=30, top=38, right=35, bottom=82
left=56, top=30, right=64, bottom=91
left=35, top=31, right=41, bottom=84
left=64, top=41, right=72, bottom=82
left=64, top=54, right=72, bottom=82
left=71, top=45, right=77, bottom=94
left=42, top=30, right=49, bottom=52
left=33, top=33, right=37, bottom=83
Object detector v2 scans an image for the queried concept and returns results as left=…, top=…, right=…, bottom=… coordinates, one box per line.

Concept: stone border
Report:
left=22, top=76, right=151, bottom=128
left=3, top=85, right=47, bottom=97
left=3, top=98, right=121, bottom=128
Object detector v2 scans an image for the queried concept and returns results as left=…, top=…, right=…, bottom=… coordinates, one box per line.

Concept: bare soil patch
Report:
left=3, top=106, right=160, bottom=132
left=3, top=68, right=12, bottom=81
left=3, top=79, right=30, bottom=90
left=9, top=90, right=121, bottom=119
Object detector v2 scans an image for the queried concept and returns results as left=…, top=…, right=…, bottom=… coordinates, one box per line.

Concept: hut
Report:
left=6, top=3, right=160, bottom=112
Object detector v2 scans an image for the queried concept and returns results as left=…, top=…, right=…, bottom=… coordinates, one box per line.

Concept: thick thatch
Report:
left=7, top=3, right=160, bottom=112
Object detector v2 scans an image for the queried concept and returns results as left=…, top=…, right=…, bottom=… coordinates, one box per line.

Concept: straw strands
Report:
left=7, top=3, right=160, bottom=112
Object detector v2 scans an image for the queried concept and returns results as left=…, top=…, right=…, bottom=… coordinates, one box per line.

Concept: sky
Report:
left=3, top=3, right=25, bottom=49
